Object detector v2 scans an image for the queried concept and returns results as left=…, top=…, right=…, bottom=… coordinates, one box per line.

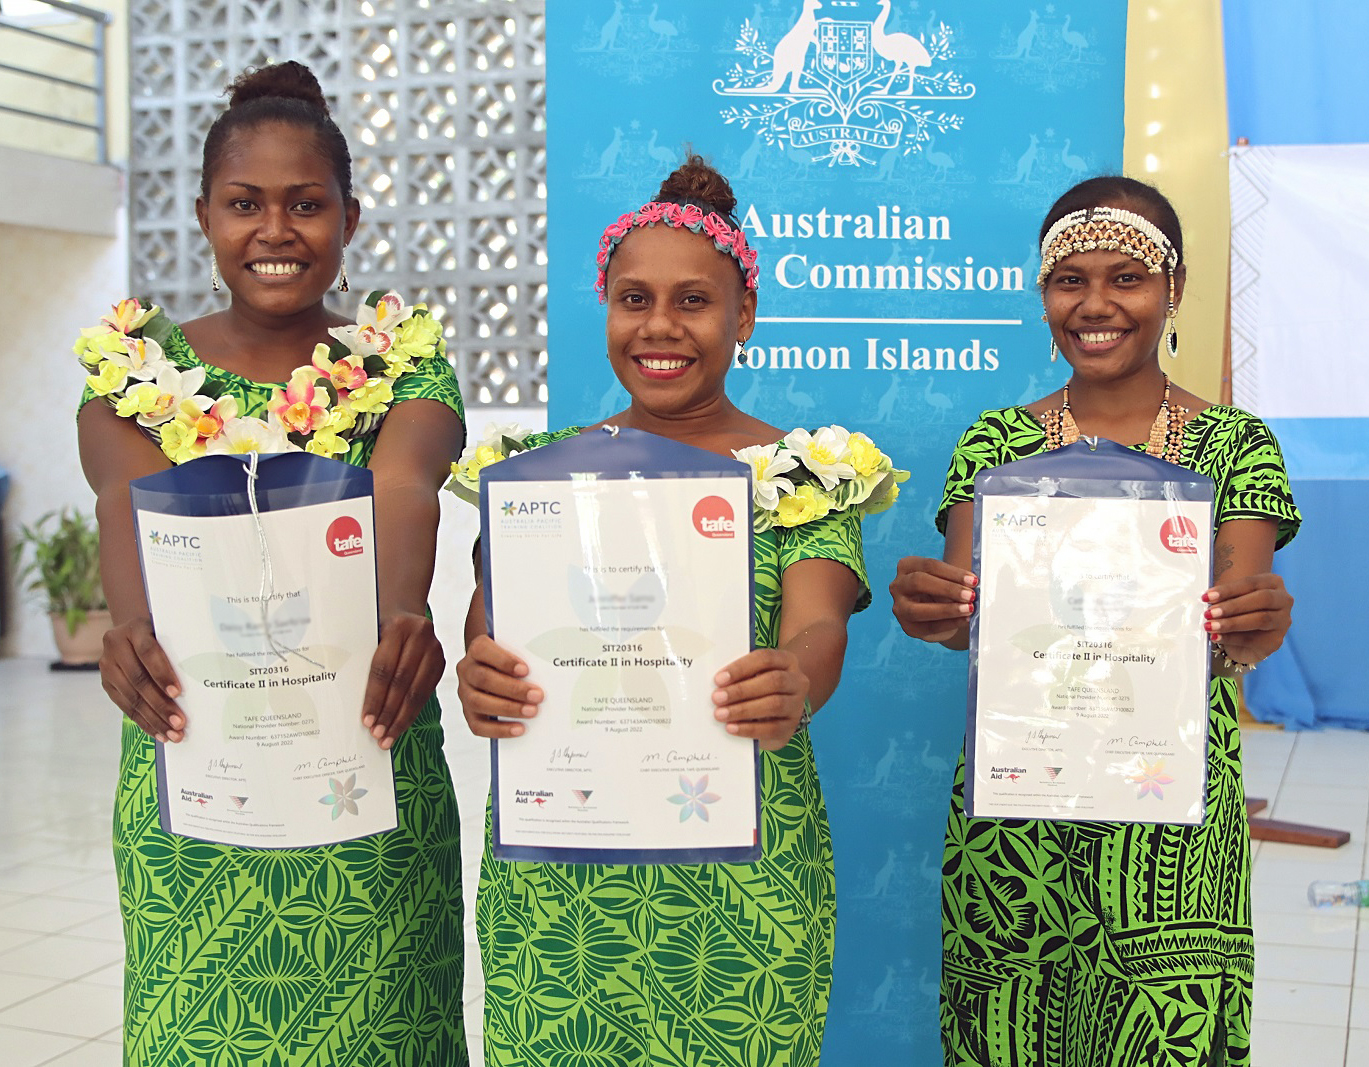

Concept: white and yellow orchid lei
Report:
left=446, top=422, right=908, bottom=533
left=75, top=292, right=445, bottom=464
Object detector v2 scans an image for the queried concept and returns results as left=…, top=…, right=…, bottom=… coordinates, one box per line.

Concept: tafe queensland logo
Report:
left=1159, top=516, right=1200, bottom=555
left=692, top=496, right=736, bottom=539
left=327, top=516, right=366, bottom=557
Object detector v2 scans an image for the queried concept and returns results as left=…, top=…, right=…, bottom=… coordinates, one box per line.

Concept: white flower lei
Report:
left=446, top=422, right=908, bottom=532
left=75, top=292, right=445, bottom=464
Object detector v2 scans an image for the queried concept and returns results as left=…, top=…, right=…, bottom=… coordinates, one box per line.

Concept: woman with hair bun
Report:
left=892, top=175, right=1299, bottom=1066
left=77, top=62, right=468, bottom=1065
left=454, top=155, right=902, bottom=1065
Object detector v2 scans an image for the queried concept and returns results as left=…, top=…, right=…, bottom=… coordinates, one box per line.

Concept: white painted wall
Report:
left=0, top=211, right=129, bottom=656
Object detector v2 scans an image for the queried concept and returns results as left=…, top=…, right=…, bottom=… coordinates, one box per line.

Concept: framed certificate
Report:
left=482, top=426, right=761, bottom=864
left=966, top=439, right=1214, bottom=824
left=131, top=452, right=397, bottom=848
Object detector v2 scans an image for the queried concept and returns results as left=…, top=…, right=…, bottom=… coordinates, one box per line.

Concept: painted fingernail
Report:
left=1203, top=591, right=1219, bottom=603
left=960, top=589, right=974, bottom=602
left=1206, top=608, right=1223, bottom=620
left=965, top=575, right=978, bottom=587
left=959, top=604, right=972, bottom=614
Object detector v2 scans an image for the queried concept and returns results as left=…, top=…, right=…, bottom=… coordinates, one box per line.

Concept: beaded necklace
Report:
left=1041, top=375, right=1188, bottom=463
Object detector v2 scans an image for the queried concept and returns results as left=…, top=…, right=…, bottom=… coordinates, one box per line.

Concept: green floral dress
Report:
left=935, top=406, right=1299, bottom=1067
left=80, top=323, right=469, bottom=1067
left=476, top=427, right=871, bottom=1067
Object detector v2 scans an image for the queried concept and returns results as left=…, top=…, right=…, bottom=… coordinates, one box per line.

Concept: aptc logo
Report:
left=692, top=496, right=736, bottom=539
left=1159, top=516, right=1200, bottom=555
left=148, top=530, right=201, bottom=549
left=501, top=500, right=562, bottom=518
left=993, top=512, right=1046, bottom=528
left=326, top=516, right=365, bottom=558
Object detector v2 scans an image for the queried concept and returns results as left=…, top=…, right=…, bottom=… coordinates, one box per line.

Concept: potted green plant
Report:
left=12, top=507, right=110, bottom=666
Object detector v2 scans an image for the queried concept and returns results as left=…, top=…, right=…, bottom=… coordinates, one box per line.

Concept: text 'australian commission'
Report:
left=741, top=205, right=1024, bottom=293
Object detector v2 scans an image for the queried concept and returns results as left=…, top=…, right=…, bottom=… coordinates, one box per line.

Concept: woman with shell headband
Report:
left=891, top=175, right=1300, bottom=1066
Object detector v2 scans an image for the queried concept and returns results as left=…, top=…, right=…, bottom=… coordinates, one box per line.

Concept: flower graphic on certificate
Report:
left=668, top=776, right=721, bottom=822
left=319, top=774, right=369, bottom=819
left=1127, top=758, right=1175, bottom=800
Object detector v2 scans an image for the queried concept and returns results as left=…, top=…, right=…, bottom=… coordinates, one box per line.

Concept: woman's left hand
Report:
left=362, top=610, right=446, bottom=749
left=712, top=649, right=810, bottom=751
left=1203, top=571, right=1294, bottom=668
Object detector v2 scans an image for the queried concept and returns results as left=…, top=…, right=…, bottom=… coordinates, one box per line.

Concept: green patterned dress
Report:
left=476, top=428, right=870, bottom=1067
left=935, top=406, right=1299, bottom=1067
left=80, top=322, right=469, bottom=1067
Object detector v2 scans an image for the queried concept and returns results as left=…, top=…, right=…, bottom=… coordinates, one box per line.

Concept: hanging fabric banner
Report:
left=546, top=3, right=1128, bottom=1057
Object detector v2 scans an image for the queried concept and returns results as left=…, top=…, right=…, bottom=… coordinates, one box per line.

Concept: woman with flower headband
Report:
left=75, top=62, right=468, bottom=1065
left=454, top=156, right=903, bottom=1065
left=891, top=176, right=1299, bottom=1066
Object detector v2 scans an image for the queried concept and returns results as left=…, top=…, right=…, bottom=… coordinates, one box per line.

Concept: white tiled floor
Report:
left=0, top=661, right=1365, bottom=1066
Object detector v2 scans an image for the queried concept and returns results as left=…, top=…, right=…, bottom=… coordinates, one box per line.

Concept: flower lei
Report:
left=75, top=292, right=444, bottom=463
left=596, top=200, right=761, bottom=302
left=446, top=423, right=908, bottom=533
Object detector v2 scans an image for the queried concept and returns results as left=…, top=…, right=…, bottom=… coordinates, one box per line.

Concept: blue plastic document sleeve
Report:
left=129, top=452, right=379, bottom=845
left=965, top=438, right=1216, bottom=823
left=480, top=426, right=762, bottom=865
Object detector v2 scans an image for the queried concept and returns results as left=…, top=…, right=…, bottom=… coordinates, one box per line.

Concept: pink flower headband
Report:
left=595, top=200, right=760, bottom=302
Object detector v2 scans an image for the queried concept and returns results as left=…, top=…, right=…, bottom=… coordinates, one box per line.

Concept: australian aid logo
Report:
left=327, top=515, right=366, bottom=558
left=692, top=496, right=736, bottom=539
left=1159, top=516, right=1200, bottom=555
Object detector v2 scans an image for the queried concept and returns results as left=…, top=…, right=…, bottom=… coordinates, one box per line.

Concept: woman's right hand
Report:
left=456, top=634, right=543, bottom=738
left=890, top=556, right=978, bottom=644
left=99, top=615, right=185, bottom=742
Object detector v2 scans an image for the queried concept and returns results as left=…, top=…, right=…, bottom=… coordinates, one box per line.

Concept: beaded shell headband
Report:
left=1037, top=205, right=1180, bottom=286
left=595, top=199, right=760, bottom=302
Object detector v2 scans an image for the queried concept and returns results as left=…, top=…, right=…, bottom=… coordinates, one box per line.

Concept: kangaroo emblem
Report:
left=758, top=0, right=822, bottom=93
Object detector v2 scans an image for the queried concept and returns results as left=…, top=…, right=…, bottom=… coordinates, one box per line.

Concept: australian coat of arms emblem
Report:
left=715, top=0, right=974, bottom=166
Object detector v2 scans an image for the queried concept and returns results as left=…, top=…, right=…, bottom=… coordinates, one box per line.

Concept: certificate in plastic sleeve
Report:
left=966, top=439, right=1214, bottom=824
left=131, top=452, right=396, bottom=848
left=482, top=427, right=760, bottom=864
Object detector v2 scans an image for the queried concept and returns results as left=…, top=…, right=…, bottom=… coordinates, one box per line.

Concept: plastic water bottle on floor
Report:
left=1307, top=879, right=1369, bottom=907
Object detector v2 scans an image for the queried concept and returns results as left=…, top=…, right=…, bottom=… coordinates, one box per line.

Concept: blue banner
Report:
left=547, top=2, right=1127, bottom=1059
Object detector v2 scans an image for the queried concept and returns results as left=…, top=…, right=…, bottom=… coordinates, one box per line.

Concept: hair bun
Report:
left=656, top=154, right=738, bottom=219
left=225, top=61, right=329, bottom=115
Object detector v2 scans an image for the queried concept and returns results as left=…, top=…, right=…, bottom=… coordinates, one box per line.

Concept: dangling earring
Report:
left=338, top=249, right=349, bottom=293
left=736, top=338, right=749, bottom=365
left=1042, top=312, right=1057, bottom=362
left=1165, top=274, right=1178, bottom=357
left=210, top=251, right=220, bottom=292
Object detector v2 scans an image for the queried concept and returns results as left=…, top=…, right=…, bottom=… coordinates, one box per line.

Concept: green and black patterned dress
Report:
left=80, top=322, right=469, bottom=1067
left=936, top=406, right=1299, bottom=1067
left=476, top=427, right=870, bottom=1067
